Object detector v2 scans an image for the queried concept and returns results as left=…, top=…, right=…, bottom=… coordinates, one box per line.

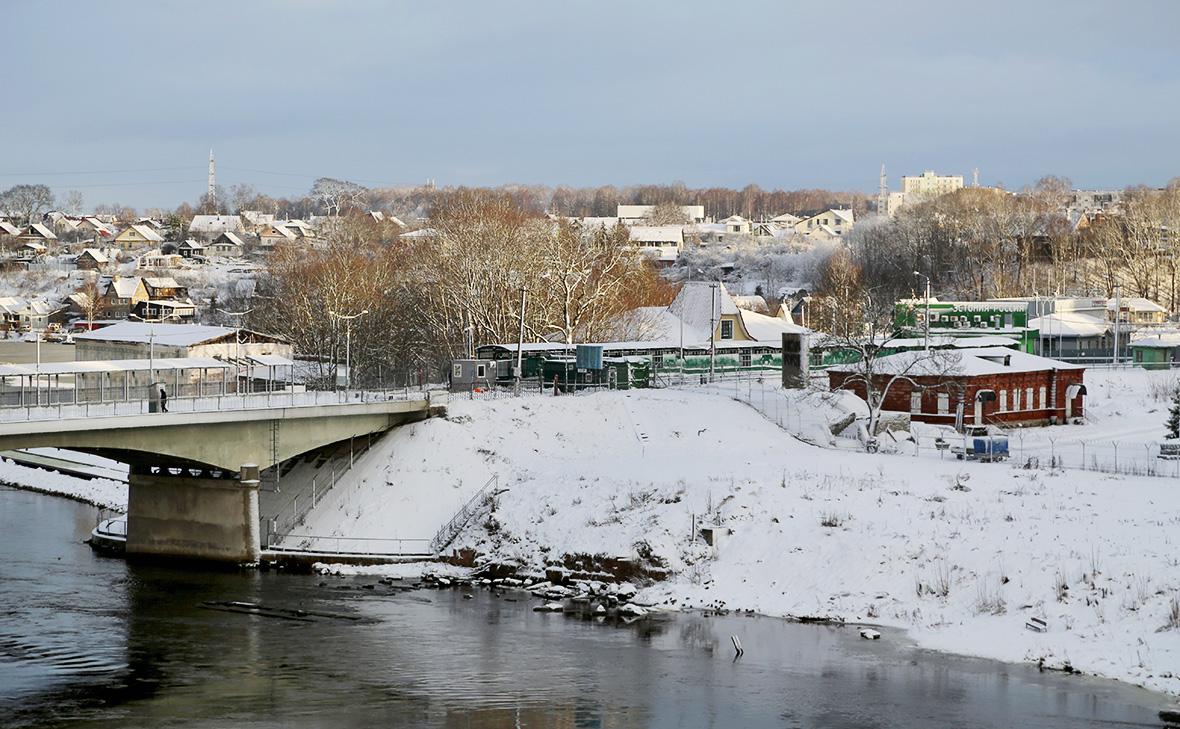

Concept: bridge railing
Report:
left=0, top=388, right=447, bottom=424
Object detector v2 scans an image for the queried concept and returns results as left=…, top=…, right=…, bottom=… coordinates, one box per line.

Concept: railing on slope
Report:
left=429, top=474, right=500, bottom=554
left=263, top=440, right=376, bottom=546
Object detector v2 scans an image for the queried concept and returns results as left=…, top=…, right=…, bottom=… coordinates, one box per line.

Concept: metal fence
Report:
left=263, top=533, right=433, bottom=557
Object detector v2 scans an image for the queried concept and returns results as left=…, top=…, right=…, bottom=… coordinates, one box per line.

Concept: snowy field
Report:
left=302, top=386, right=1180, bottom=697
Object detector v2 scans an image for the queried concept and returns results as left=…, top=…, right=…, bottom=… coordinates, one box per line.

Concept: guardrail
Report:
left=263, top=533, right=433, bottom=557
left=0, top=388, right=447, bottom=425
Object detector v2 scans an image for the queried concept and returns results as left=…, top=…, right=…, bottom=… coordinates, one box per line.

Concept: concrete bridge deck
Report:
left=2, top=387, right=448, bottom=564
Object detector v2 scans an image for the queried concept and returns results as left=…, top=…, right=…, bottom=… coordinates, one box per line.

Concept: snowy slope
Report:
left=303, top=387, right=1180, bottom=696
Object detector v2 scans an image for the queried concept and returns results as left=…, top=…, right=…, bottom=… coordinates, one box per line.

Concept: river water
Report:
left=0, top=485, right=1171, bottom=728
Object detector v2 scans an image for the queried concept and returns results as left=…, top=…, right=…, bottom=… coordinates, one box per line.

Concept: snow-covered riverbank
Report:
left=0, top=455, right=126, bottom=511
left=299, top=386, right=1180, bottom=697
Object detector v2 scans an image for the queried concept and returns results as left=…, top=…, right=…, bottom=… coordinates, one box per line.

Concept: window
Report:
left=452, top=364, right=462, bottom=378
left=937, top=393, right=949, bottom=415
left=720, top=320, right=734, bottom=340
left=740, top=352, right=751, bottom=367
left=1026, top=388, right=1033, bottom=410
left=1012, top=388, right=1021, bottom=411
left=476, top=364, right=486, bottom=378
left=911, top=392, right=922, bottom=413
left=999, top=389, right=1008, bottom=411
left=1039, top=386, right=1047, bottom=409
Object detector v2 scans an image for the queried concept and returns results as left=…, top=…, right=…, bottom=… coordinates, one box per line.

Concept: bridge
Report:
left=0, top=383, right=448, bottom=564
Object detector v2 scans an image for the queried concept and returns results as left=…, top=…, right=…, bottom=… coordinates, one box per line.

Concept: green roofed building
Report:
left=894, top=299, right=1038, bottom=353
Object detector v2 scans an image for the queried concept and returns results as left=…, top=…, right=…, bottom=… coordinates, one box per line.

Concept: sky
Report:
left=3, top=0, right=1178, bottom=210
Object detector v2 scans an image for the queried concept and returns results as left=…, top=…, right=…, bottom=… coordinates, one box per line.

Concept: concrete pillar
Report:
left=126, top=463, right=261, bottom=564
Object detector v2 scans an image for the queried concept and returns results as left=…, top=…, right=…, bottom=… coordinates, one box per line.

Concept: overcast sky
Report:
left=3, top=0, right=1178, bottom=209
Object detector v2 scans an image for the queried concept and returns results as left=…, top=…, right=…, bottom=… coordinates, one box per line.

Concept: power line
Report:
left=0, top=166, right=200, bottom=177
left=220, top=165, right=408, bottom=187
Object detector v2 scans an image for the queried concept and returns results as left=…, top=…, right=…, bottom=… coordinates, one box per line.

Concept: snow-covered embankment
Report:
left=263, top=387, right=1180, bottom=695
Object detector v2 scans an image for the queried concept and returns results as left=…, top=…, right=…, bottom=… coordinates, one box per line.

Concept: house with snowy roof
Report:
left=75, top=248, right=111, bottom=271
left=793, top=209, right=854, bottom=240
left=20, top=223, right=58, bottom=244
left=1106, top=297, right=1167, bottom=327
left=258, top=222, right=298, bottom=248
left=828, top=347, right=1087, bottom=427
left=628, top=225, right=684, bottom=265
left=114, top=223, right=165, bottom=248
left=208, top=231, right=246, bottom=256
left=98, top=277, right=149, bottom=319
left=189, top=214, right=244, bottom=239
left=77, top=217, right=116, bottom=239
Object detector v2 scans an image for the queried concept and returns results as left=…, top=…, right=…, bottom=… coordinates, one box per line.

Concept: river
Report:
left=0, top=485, right=1170, bottom=728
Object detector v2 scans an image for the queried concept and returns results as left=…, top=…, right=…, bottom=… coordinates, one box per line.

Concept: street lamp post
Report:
left=913, top=271, right=931, bottom=352
left=329, top=309, right=369, bottom=390
left=217, top=308, right=253, bottom=394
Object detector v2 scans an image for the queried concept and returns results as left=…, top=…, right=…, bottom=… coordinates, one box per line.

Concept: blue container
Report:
left=575, top=344, right=604, bottom=371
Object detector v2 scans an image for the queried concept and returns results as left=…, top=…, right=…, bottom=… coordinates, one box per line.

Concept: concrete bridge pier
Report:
left=126, top=463, right=262, bottom=564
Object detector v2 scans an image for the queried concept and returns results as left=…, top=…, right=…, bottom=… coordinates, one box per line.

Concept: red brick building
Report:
left=827, top=347, right=1086, bottom=427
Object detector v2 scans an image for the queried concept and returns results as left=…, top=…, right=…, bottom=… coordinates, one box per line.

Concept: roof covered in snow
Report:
left=629, top=225, right=683, bottom=244
left=1028, top=312, right=1109, bottom=337
left=828, top=346, right=1085, bottom=377
left=73, top=322, right=243, bottom=347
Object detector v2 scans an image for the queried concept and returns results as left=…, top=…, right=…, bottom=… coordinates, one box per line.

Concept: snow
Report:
left=827, top=346, right=1086, bottom=377
left=1029, top=312, right=1110, bottom=337
left=297, top=385, right=1180, bottom=696
left=0, top=454, right=126, bottom=510
left=72, top=321, right=240, bottom=346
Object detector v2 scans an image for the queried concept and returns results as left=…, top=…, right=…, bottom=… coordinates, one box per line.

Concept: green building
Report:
left=893, top=299, right=1039, bottom=353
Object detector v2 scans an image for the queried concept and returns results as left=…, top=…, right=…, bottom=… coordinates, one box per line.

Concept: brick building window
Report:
left=911, top=392, right=922, bottom=413
left=1013, top=389, right=1021, bottom=411
left=937, top=393, right=949, bottom=415
left=1026, top=387, right=1034, bottom=410
left=999, top=390, right=1008, bottom=411
left=1039, top=386, right=1047, bottom=409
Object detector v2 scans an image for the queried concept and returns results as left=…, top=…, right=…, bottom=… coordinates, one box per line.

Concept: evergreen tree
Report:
left=1166, top=387, right=1180, bottom=440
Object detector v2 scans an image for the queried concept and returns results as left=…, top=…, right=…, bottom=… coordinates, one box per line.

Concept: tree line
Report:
left=246, top=190, right=676, bottom=387
left=810, top=177, right=1180, bottom=332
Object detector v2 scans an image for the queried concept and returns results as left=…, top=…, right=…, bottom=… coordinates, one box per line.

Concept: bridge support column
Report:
left=126, top=463, right=261, bottom=564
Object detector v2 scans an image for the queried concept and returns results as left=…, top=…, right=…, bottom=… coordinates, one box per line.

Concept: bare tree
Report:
left=0, top=184, right=53, bottom=224
left=60, top=190, right=84, bottom=216
left=311, top=178, right=368, bottom=217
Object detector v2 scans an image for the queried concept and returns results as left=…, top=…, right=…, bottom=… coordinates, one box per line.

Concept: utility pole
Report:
left=329, top=309, right=369, bottom=390
left=709, top=282, right=718, bottom=383
left=1112, top=284, right=1122, bottom=366
left=515, top=286, right=527, bottom=386
left=217, top=308, right=253, bottom=393
left=207, top=149, right=216, bottom=212
left=914, top=271, right=931, bottom=351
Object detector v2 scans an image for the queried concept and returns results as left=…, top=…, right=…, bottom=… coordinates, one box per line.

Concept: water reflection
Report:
left=0, top=487, right=1170, bottom=729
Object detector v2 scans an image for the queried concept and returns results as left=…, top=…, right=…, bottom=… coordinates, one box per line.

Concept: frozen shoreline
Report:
left=0, top=456, right=127, bottom=511
left=294, top=386, right=1180, bottom=698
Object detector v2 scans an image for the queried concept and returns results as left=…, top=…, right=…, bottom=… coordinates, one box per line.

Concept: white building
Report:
left=73, top=322, right=292, bottom=362
left=616, top=205, right=706, bottom=225
left=900, top=170, right=964, bottom=198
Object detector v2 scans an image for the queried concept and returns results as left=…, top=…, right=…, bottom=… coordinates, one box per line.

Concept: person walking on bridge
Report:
left=159, top=385, right=168, bottom=413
